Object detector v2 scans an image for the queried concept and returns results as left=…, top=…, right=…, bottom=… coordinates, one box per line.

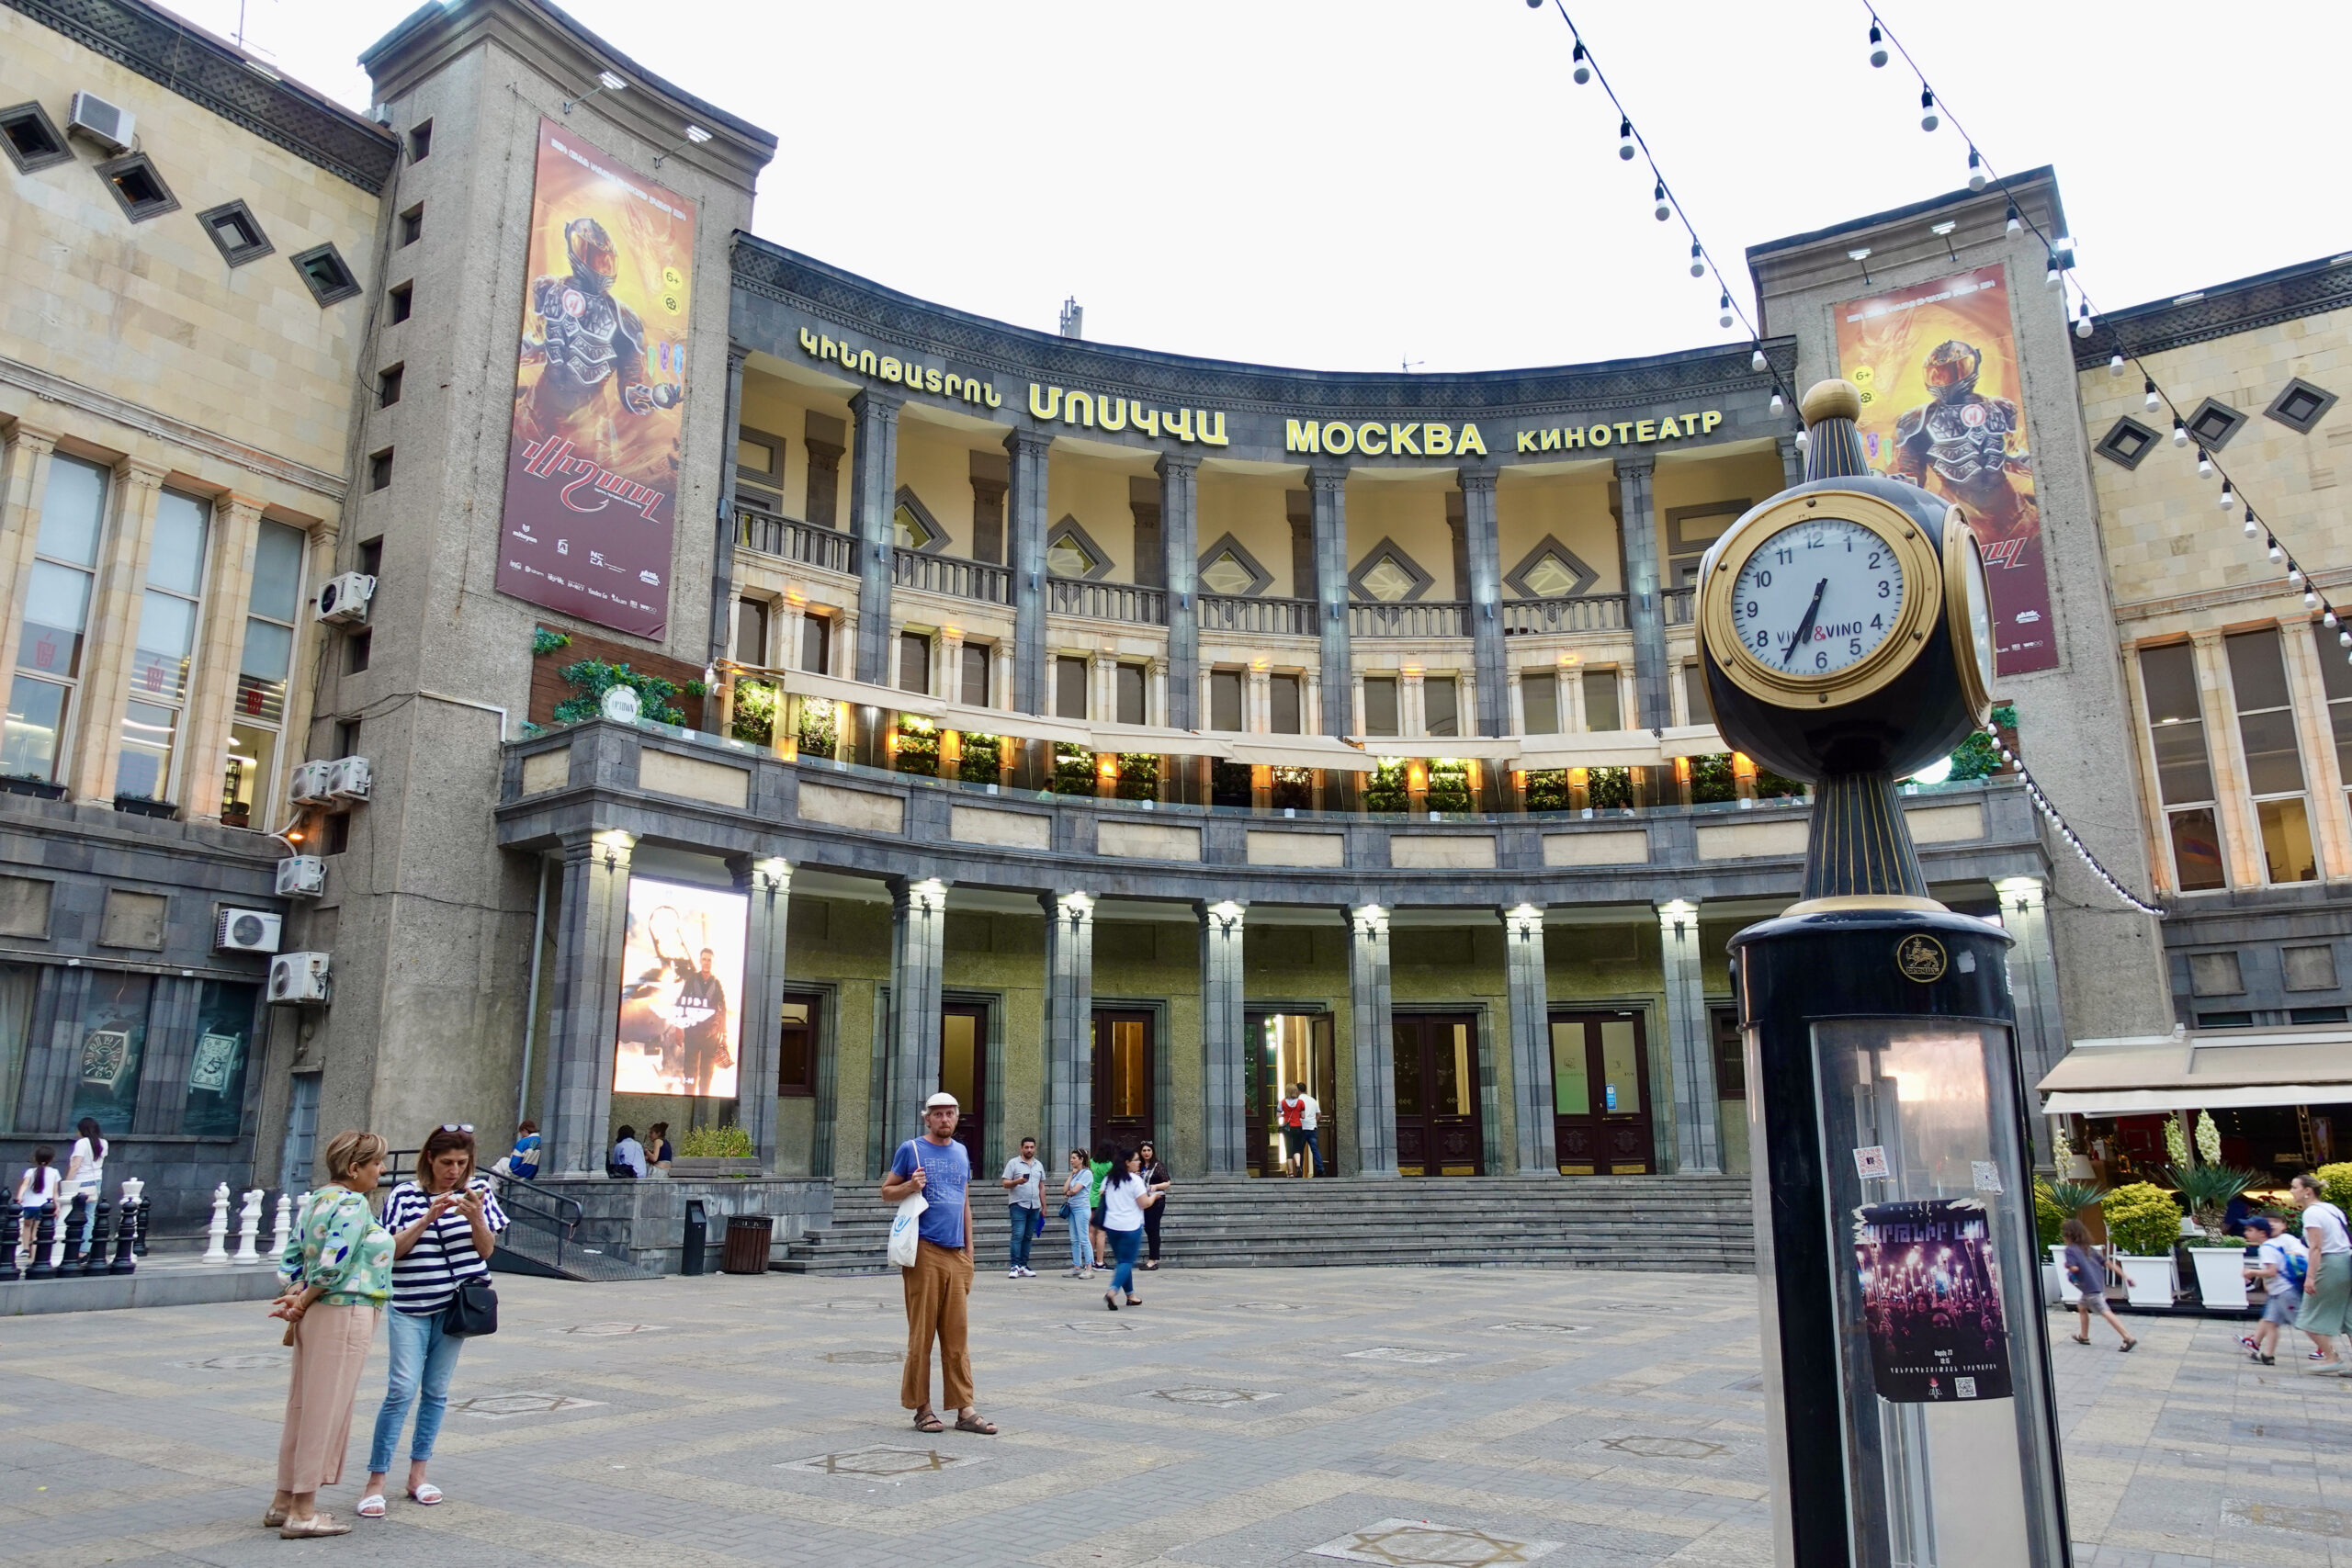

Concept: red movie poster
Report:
left=496, top=118, right=695, bottom=638
left=1836, top=265, right=2057, bottom=676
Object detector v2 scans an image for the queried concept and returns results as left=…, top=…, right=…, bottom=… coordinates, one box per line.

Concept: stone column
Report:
left=1616, top=453, right=1670, bottom=729
left=1247, top=666, right=1272, bottom=732
left=1657, top=898, right=1720, bottom=1174
left=1158, top=453, right=1201, bottom=728
left=1399, top=670, right=1425, bottom=739
left=1006, top=429, right=1052, bottom=714
left=1777, top=434, right=1805, bottom=490
left=541, top=830, right=634, bottom=1176
left=0, top=425, right=61, bottom=690
left=71, top=460, right=168, bottom=803
left=885, top=877, right=949, bottom=1148
left=1502, top=903, right=1556, bottom=1174
left=180, top=495, right=265, bottom=822
left=1310, top=464, right=1353, bottom=738
left=1459, top=465, right=1508, bottom=737
left=1042, top=890, right=1096, bottom=1160
left=1997, top=876, right=2068, bottom=1095
left=1348, top=903, right=1398, bottom=1178
left=1147, top=658, right=1169, bottom=728
left=710, top=344, right=750, bottom=668
left=735, top=856, right=791, bottom=1172
left=1198, top=899, right=1249, bottom=1175
left=848, top=388, right=905, bottom=686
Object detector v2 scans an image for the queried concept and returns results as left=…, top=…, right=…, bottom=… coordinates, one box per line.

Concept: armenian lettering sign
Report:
left=1836, top=265, right=2056, bottom=676
left=497, top=118, right=696, bottom=639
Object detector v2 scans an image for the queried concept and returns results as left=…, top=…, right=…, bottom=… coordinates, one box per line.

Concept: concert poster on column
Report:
left=1852, top=1196, right=2015, bottom=1404
left=1834, top=265, right=2057, bottom=675
left=497, top=118, right=696, bottom=638
left=615, top=877, right=746, bottom=1100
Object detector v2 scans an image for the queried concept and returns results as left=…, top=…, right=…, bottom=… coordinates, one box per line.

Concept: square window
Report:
left=2266, top=378, right=2339, bottom=435
left=2184, top=397, right=2247, bottom=451
left=196, top=199, right=272, bottom=266
left=2283, top=944, right=2339, bottom=992
left=387, top=282, right=413, bottom=322
left=399, top=203, right=422, bottom=246
left=377, top=364, right=403, bottom=407
left=290, top=243, right=360, bottom=306
left=368, top=449, right=393, bottom=491
left=2188, top=950, right=2244, bottom=997
left=93, top=152, right=177, bottom=221
left=0, top=101, right=74, bottom=174
left=408, top=120, right=433, bottom=163
left=2094, top=416, right=2160, bottom=470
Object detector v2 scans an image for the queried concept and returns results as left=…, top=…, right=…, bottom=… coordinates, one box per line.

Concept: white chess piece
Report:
left=270, top=1192, right=292, bottom=1262
left=201, top=1182, right=232, bottom=1264
left=232, top=1188, right=265, bottom=1264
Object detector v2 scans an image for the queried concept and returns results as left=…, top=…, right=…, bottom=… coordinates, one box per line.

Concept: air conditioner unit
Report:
left=288, top=760, right=334, bottom=805
left=316, top=572, right=375, bottom=625
left=268, top=951, right=331, bottom=1005
left=275, top=855, right=326, bottom=898
left=67, top=91, right=134, bottom=152
left=215, top=908, right=283, bottom=954
left=325, top=755, right=371, bottom=802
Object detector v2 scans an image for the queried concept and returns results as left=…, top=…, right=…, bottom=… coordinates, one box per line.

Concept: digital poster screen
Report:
left=614, top=876, right=745, bottom=1100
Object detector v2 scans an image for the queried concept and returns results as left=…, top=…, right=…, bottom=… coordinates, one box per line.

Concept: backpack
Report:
left=2282, top=1246, right=2310, bottom=1289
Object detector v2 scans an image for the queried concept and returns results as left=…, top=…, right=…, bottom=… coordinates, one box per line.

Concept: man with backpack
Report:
left=2290, top=1174, right=2352, bottom=1373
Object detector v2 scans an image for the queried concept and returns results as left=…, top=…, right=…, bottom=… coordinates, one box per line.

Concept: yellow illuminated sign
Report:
left=797, top=327, right=1003, bottom=409
left=1513, top=412, right=1722, bottom=454
left=1286, top=420, right=1487, bottom=458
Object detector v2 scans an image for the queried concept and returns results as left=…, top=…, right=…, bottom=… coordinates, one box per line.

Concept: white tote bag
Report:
left=888, top=1192, right=928, bottom=1268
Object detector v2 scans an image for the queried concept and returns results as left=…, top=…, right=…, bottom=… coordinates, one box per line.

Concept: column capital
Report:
left=1196, top=897, right=1248, bottom=932
left=1503, top=902, right=1546, bottom=941
left=1307, top=463, right=1349, bottom=492
left=1613, top=450, right=1657, bottom=479
left=1654, top=897, right=1701, bottom=933
left=1004, top=426, right=1053, bottom=460
left=727, top=342, right=752, bottom=372
left=1091, top=649, right=1118, bottom=672
left=2188, top=627, right=2225, bottom=649
left=1350, top=903, right=1389, bottom=939
left=117, top=458, right=170, bottom=492
left=747, top=855, right=793, bottom=895
left=4, top=423, right=61, bottom=456
left=221, top=493, right=269, bottom=522
left=848, top=387, right=905, bottom=422
left=1043, top=888, right=1094, bottom=925
left=560, top=827, right=636, bottom=869
left=1993, top=874, right=2046, bottom=911
left=1153, top=451, right=1201, bottom=479
left=1456, top=464, right=1498, bottom=493
left=889, top=874, right=947, bottom=915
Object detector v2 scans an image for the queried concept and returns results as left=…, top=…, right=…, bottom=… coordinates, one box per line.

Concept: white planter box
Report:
left=2114, top=1253, right=2178, bottom=1308
left=2188, top=1246, right=2251, bottom=1311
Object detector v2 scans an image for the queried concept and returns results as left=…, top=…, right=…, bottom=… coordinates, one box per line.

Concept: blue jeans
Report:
left=1065, top=1201, right=1091, bottom=1269
left=368, top=1305, right=466, bottom=1472
left=1007, top=1205, right=1035, bottom=1270
left=1107, top=1224, right=1143, bottom=1295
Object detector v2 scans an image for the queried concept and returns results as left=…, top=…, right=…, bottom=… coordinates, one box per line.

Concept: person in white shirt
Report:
left=999, top=1137, right=1046, bottom=1279
left=2290, top=1174, right=2352, bottom=1372
left=608, top=1126, right=648, bottom=1179
left=63, top=1117, right=106, bottom=1257
left=2242, top=1216, right=2305, bottom=1366
left=15, top=1145, right=58, bottom=1264
left=1295, top=1087, right=1323, bottom=1179
left=1097, top=1147, right=1160, bottom=1312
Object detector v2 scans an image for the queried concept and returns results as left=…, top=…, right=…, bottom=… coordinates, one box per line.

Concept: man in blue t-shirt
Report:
left=881, top=1092, right=995, bottom=1435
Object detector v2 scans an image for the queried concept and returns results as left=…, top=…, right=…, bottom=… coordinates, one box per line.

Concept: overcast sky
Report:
left=178, top=0, right=2346, bottom=374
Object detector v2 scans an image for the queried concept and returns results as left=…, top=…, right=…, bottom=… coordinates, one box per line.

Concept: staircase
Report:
left=775, top=1175, right=1753, bottom=1277
left=486, top=1174, right=663, bottom=1282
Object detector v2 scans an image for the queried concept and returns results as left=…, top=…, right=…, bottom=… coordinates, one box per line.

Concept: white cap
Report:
left=924, top=1091, right=959, bottom=1111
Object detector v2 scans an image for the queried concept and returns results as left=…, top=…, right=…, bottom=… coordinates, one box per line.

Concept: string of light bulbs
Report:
left=1529, top=0, right=1813, bottom=446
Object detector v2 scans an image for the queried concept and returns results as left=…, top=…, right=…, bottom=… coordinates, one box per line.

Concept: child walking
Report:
left=2061, top=1217, right=2136, bottom=1351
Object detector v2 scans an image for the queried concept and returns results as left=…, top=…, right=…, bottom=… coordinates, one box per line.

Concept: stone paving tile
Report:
left=6, top=1269, right=2352, bottom=1565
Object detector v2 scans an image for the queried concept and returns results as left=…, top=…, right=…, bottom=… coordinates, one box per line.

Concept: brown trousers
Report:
left=276, top=1303, right=379, bottom=1494
left=900, top=1239, right=974, bottom=1411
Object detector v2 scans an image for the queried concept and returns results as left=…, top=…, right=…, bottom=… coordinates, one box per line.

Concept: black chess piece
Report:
left=26, top=1201, right=56, bottom=1280
left=78, top=1198, right=110, bottom=1276
left=59, top=1192, right=86, bottom=1268
left=131, top=1194, right=151, bottom=1258
left=109, top=1201, right=137, bottom=1275
left=1, top=1198, right=18, bottom=1282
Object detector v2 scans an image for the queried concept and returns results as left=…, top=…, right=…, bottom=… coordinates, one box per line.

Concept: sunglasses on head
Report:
left=440, top=1123, right=474, bottom=1134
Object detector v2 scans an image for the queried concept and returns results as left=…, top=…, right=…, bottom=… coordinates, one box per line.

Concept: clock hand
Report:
left=1782, top=578, right=1829, bottom=668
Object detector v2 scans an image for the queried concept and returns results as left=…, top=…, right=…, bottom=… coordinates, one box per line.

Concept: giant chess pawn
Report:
left=1, top=1197, right=18, bottom=1282
left=201, top=1182, right=232, bottom=1265
left=55, top=1192, right=85, bottom=1272
left=77, top=1197, right=110, bottom=1276
left=130, top=1183, right=151, bottom=1258
left=109, top=1189, right=137, bottom=1275
left=26, top=1199, right=56, bottom=1280
left=270, top=1191, right=293, bottom=1263
left=232, top=1188, right=265, bottom=1265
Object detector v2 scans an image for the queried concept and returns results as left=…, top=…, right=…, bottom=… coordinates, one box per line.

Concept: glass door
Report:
left=1552, top=1010, right=1655, bottom=1174
left=1393, top=1013, right=1483, bottom=1176
left=940, top=1003, right=987, bottom=1168
left=1091, top=1010, right=1154, bottom=1157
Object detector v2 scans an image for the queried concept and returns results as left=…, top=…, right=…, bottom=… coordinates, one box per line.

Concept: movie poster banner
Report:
left=497, top=118, right=696, bottom=639
left=1835, top=265, right=2057, bottom=675
left=615, top=877, right=745, bottom=1100
left=1853, top=1197, right=2015, bottom=1404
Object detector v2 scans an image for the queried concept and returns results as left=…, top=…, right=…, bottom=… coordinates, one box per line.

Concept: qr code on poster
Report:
left=1955, top=1377, right=1978, bottom=1399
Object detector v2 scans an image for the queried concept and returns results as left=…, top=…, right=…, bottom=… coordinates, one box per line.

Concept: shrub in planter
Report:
left=2167, top=1162, right=2258, bottom=1241
left=2100, top=1181, right=2185, bottom=1258
left=2034, top=1180, right=2065, bottom=1248
left=680, top=1123, right=752, bottom=1158
left=2315, top=1162, right=2352, bottom=1213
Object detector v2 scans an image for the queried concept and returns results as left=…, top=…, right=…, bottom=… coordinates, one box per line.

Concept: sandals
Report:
left=356, top=1496, right=386, bottom=1520
left=953, top=1413, right=998, bottom=1435
left=279, top=1516, right=351, bottom=1539
left=1143, top=1260, right=1159, bottom=1271
left=2120, top=1338, right=2137, bottom=1353
left=912, top=1409, right=944, bottom=1433
left=1124, top=1295, right=1143, bottom=1307
left=262, top=1508, right=288, bottom=1528
left=407, top=1483, right=443, bottom=1506
left=2071, top=1334, right=2090, bottom=1345
left=1103, top=1292, right=1118, bottom=1312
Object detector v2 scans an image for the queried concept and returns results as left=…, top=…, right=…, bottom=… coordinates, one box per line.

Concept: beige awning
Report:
left=1091, top=724, right=1238, bottom=760
left=1349, top=737, right=1522, bottom=765
left=773, top=665, right=941, bottom=719
left=1223, top=735, right=1381, bottom=772
left=2037, top=1031, right=2352, bottom=1115
left=1510, top=728, right=1667, bottom=770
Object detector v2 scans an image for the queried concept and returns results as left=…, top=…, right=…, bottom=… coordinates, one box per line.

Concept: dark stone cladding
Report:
left=732, top=235, right=1801, bottom=419
left=2074, top=253, right=2352, bottom=371
left=6, top=0, right=401, bottom=193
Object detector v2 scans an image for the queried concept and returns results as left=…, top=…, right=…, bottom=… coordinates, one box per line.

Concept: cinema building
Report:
left=52, top=0, right=2352, bottom=1263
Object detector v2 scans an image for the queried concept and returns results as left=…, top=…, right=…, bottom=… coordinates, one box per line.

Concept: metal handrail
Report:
left=1198, top=593, right=1316, bottom=637
left=736, top=506, right=857, bottom=576
left=380, top=1150, right=582, bottom=1235
left=895, top=547, right=1014, bottom=605
left=1048, top=576, right=1166, bottom=625
left=1500, top=594, right=1628, bottom=635
left=1350, top=600, right=1467, bottom=638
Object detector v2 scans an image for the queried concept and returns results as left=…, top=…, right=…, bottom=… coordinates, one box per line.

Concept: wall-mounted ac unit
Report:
left=275, top=856, right=326, bottom=898
left=288, top=760, right=334, bottom=805
left=316, top=573, right=375, bottom=625
left=215, top=908, right=283, bottom=954
left=67, top=91, right=133, bottom=152
left=325, top=756, right=371, bottom=802
left=268, top=951, right=331, bottom=1005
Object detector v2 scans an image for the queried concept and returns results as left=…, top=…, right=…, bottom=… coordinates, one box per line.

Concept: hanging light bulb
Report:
left=1770, top=390, right=1785, bottom=416
left=2045, top=254, right=2062, bottom=288
left=2075, top=301, right=2094, bottom=340
left=1750, top=347, right=1769, bottom=374
left=2268, top=536, right=2284, bottom=562
left=2290, top=566, right=2304, bottom=586
left=2325, top=609, right=2339, bottom=629
left=2144, top=378, right=2160, bottom=412
left=2338, top=628, right=2349, bottom=649
left=2245, top=514, right=2261, bottom=538
left=1572, top=40, right=1590, bottom=85
left=2306, top=590, right=2320, bottom=609
left=1689, top=242, right=1704, bottom=278
left=2173, top=418, right=2188, bottom=447
left=2109, top=353, right=2125, bottom=377
left=2196, top=449, right=2212, bottom=477
left=1919, top=89, right=1938, bottom=132
left=1617, top=118, right=1634, bottom=161
left=1654, top=181, right=1670, bottom=221
left=1793, top=428, right=1811, bottom=451
left=1718, top=292, right=1734, bottom=329
left=1966, top=147, right=1986, bottom=192
left=2220, top=482, right=2235, bottom=509
left=1868, top=22, right=1887, bottom=67
left=2005, top=202, right=2021, bottom=234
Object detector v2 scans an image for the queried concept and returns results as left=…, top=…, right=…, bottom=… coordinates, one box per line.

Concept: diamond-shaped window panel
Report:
left=894, top=503, right=934, bottom=551
left=2185, top=397, right=2247, bottom=451
left=1200, top=551, right=1257, bottom=596
left=1048, top=536, right=1097, bottom=576
left=1503, top=535, right=1600, bottom=599
left=2267, top=378, right=2338, bottom=435
left=1360, top=558, right=1418, bottom=602
left=1193, top=532, right=1272, bottom=597
left=2094, top=416, right=2161, bottom=470
left=1521, top=554, right=1582, bottom=598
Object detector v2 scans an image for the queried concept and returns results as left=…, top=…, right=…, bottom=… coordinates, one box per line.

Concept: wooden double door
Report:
left=1552, top=1010, right=1655, bottom=1174
left=1393, top=1012, right=1483, bottom=1177
left=1091, top=1009, right=1154, bottom=1159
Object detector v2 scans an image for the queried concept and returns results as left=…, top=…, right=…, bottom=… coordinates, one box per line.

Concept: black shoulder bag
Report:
left=437, top=1190, right=500, bottom=1337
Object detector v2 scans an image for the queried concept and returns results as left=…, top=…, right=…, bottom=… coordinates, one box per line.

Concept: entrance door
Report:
left=940, top=1003, right=987, bottom=1168
left=1091, top=1010, right=1154, bottom=1157
left=1247, top=1011, right=1338, bottom=1176
left=1552, top=1010, right=1654, bottom=1174
left=1393, top=1013, right=1483, bottom=1177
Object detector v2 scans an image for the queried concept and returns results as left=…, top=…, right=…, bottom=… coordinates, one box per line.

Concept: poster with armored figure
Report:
left=496, top=118, right=696, bottom=638
left=1836, top=265, right=2056, bottom=676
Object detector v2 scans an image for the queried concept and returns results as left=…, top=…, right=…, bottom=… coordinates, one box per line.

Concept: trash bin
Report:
left=721, top=1213, right=773, bottom=1275
left=681, top=1199, right=708, bottom=1276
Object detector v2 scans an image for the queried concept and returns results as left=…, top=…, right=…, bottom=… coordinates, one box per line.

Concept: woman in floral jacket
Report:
left=266, top=1130, right=394, bottom=1539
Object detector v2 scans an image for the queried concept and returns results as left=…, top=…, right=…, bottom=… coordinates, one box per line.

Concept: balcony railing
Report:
left=1351, top=600, right=1467, bottom=638
left=1500, top=594, right=1627, bottom=635
left=1663, top=586, right=1695, bottom=626
left=896, top=547, right=1013, bottom=606
left=1198, top=593, right=1317, bottom=637
left=736, top=506, right=856, bottom=576
left=1048, top=576, right=1166, bottom=625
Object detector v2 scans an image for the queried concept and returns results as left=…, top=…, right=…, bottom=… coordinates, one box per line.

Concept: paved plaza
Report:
left=2, top=1263, right=2347, bottom=1567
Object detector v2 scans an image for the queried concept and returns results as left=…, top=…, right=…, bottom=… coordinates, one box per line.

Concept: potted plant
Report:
left=2039, top=1179, right=2104, bottom=1302
left=2101, top=1181, right=2186, bottom=1307
left=668, top=1122, right=760, bottom=1179
left=0, top=772, right=66, bottom=799
left=2169, top=1161, right=2259, bottom=1311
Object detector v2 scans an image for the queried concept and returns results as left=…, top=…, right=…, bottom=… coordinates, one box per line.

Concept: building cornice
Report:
left=2074, top=253, right=2352, bottom=371
left=4, top=0, right=399, bottom=193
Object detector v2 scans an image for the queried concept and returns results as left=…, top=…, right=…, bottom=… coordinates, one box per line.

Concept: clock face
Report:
left=1961, top=528, right=1995, bottom=691
left=1726, top=517, right=1905, bottom=678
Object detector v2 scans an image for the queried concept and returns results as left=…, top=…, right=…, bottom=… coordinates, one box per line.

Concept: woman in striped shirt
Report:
left=358, top=1125, right=506, bottom=1518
